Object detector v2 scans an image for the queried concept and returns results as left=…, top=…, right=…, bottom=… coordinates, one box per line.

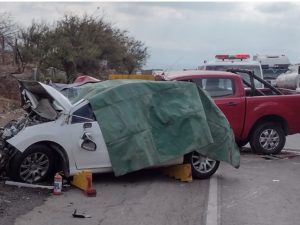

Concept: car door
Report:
left=68, top=101, right=111, bottom=169
left=192, top=77, right=246, bottom=138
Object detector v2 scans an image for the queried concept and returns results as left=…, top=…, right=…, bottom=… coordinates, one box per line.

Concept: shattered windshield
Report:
left=60, top=83, right=99, bottom=104
left=60, top=87, right=81, bottom=102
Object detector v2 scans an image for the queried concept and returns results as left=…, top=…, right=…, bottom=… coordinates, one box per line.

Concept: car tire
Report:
left=10, top=144, right=54, bottom=183
left=250, top=122, right=285, bottom=155
left=184, top=151, right=220, bottom=179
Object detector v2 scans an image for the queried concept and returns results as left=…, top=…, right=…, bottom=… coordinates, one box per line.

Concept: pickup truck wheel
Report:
left=10, top=144, right=54, bottom=183
left=184, top=152, right=220, bottom=179
left=250, top=122, right=285, bottom=155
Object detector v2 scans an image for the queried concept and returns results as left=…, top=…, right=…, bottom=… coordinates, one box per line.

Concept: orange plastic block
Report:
left=162, top=164, right=193, bottom=182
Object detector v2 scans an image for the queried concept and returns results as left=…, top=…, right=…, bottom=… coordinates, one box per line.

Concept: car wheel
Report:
left=250, top=122, right=285, bottom=155
left=10, top=144, right=54, bottom=183
left=184, top=151, right=220, bottom=179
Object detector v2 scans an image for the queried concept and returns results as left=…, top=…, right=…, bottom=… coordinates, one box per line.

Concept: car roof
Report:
left=162, top=70, right=240, bottom=80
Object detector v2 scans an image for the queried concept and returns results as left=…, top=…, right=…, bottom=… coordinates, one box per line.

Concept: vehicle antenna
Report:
left=164, top=57, right=183, bottom=72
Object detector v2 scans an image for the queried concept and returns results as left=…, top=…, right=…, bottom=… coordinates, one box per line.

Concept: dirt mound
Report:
left=0, top=75, right=20, bottom=101
left=0, top=65, right=16, bottom=76
left=0, top=108, right=24, bottom=127
left=0, top=97, right=20, bottom=113
left=0, top=64, right=33, bottom=114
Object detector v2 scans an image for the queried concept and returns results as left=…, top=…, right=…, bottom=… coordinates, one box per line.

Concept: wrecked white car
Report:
left=0, top=80, right=239, bottom=183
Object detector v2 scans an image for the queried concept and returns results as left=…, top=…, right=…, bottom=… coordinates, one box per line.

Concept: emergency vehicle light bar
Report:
left=215, top=54, right=250, bottom=60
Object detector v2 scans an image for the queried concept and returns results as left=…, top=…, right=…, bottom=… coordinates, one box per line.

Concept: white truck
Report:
left=199, top=54, right=264, bottom=88
left=253, top=54, right=291, bottom=85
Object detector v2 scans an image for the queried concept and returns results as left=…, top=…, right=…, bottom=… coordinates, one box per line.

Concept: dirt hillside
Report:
left=0, top=64, right=31, bottom=126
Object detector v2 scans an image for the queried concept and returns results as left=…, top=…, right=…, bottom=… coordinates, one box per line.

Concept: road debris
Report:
left=262, top=152, right=299, bottom=160
left=72, top=209, right=91, bottom=218
left=5, top=181, right=53, bottom=189
left=262, top=155, right=284, bottom=160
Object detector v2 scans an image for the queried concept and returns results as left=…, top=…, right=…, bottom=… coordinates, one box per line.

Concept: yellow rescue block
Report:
left=71, top=170, right=96, bottom=196
left=162, top=164, right=193, bottom=182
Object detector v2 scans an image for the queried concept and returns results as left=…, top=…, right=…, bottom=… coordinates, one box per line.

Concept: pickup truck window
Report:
left=206, top=65, right=263, bottom=88
left=192, top=78, right=234, bottom=97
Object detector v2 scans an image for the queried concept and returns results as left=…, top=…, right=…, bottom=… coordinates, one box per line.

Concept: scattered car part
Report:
left=72, top=209, right=91, bottom=218
left=5, top=180, right=54, bottom=189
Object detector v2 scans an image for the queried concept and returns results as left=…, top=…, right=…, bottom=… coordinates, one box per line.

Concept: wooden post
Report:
left=1, top=35, right=4, bottom=64
left=14, top=38, right=18, bottom=66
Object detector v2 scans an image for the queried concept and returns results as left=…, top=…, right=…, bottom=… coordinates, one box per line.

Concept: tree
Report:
left=120, top=36, right=149, bottom=74
left=19, top=22, right=52, bottom=67
left=18, top=13, right=149, bottom=81
left=0, top=12, right=18, bottom=65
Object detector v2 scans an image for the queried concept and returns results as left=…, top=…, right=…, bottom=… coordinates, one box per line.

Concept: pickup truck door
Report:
left=214, top=97, right=246, bottom=138
left=192, top=77, right=246, bottom=138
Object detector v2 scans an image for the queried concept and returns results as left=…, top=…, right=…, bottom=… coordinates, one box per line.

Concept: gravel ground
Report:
left=0, top=110, right=51, bottom=225
left=0, top=181, right=50, bottom=225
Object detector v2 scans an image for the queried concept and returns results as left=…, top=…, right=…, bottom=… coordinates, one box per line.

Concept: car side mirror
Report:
left=81, top=132, right=96, bottom=151
left=81, top=140, right=97, bottom=151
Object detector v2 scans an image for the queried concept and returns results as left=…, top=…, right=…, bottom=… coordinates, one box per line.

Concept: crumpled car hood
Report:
left=18, top=80, right=72, bottom=120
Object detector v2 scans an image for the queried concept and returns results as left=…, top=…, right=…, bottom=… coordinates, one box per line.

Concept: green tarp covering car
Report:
left=73, top=79, right=240, bottom=176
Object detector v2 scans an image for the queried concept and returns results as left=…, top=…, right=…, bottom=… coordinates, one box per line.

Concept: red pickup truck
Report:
left=158, top=69, right=300, bottom=155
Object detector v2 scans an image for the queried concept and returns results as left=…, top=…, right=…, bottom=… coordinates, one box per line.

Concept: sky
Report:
left=1, top=1, right=300, bottom=70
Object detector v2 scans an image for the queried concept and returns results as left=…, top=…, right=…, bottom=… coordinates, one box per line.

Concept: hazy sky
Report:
left=1, top=2, right=300, bottom=70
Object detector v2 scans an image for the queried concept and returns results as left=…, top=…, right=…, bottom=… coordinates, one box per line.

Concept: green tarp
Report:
left=74, top=80, right=240, bottom=176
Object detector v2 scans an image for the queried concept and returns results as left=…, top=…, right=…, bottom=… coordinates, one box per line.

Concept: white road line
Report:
left=205, top=175, right=219, bottom=225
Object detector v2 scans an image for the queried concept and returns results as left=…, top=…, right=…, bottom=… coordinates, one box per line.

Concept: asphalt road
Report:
left=220, top=150, right=300, bottom=225
left=14, top=170, right=209, bottom=225
left=218, top=134, right=300, bottom=225
left=7, top=134, right=300, bottom=225
left=285, top=134, right=300, bottom=150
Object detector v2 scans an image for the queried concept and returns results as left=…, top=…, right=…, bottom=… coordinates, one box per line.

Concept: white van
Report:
left=253, top=54, right=291, bottom=85
left=199, top=54, right=264, bottom=88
